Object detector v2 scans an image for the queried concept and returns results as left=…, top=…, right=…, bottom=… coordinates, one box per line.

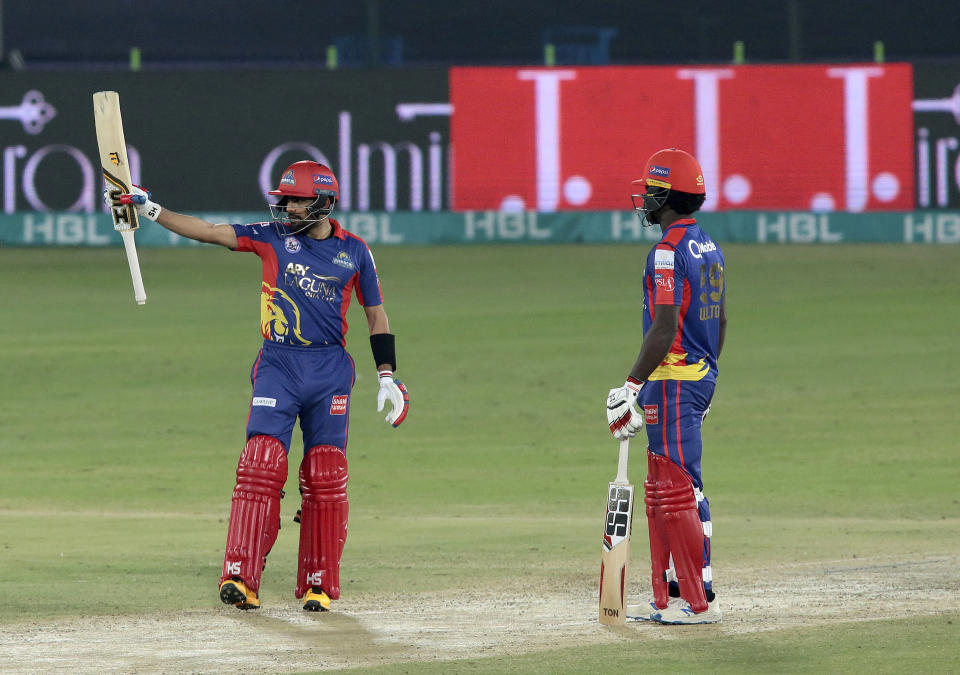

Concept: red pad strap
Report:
left=295, top=445, right=349, bottom=599
left=644, top=452, right=708, bottom=613
left=221, top=435, right=287, bottom=593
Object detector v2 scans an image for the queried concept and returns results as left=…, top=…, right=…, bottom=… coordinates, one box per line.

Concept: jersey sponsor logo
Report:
left=330, top=394, right=348, bottom=415
left=314, top=174, right=334, bottom=185
left=649, top=164, right=671, bottom=178
left=279, top=170, right=296, bottom=186
left=252, top=396, right=277, bottom=407
left=283, top=263, right=341, bottom=302
left=332, top=251, right=355, bottom=270
left=655, top=273, right=675, bottom=291
left=225, top=561, right=242, bottom=575
left=306, top=571, right=324, bottom=585
left=688, top=239, right=718, bottom=259
left=654, top=248, right=675, bottom=269
left=284, top=237, right=301, bottom=253
left=644, top=405, right=659, bottom=424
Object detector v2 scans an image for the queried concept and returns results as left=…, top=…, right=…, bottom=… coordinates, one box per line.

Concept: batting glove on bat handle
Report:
left=376, top=370, right=410, bottom=428
left=606, top=379, right=644, bottom=441
left=103, top=184, right=162, bottom=222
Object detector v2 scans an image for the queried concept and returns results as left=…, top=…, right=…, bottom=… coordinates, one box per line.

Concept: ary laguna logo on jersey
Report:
left=332, top=251, right=355, bottom=270
left=283, top=262, right=341, bottom=302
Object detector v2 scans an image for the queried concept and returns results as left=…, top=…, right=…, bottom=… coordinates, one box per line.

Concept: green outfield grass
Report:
left=1, top=243, right=958, bottom=672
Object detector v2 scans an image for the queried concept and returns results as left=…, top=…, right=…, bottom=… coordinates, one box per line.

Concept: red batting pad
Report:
left=221, top=435, right=288, bottom=593
left=645, top=452, right=708, bottom=613
left=644, top=452, right=672, bottom=610
left=296, top=445, right=349, bottom=599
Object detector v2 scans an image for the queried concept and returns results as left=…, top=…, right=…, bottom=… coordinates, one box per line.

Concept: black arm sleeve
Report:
left=370, top=333, right=396, bottom=371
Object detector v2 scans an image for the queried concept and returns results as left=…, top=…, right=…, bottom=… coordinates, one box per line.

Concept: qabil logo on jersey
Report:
left=332, top=251, right=355, bottom=270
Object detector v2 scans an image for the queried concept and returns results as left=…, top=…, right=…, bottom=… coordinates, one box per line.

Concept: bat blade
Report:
left=93, top=91, right=146, bottom=305
left=599, top=439, right=634, bottom=626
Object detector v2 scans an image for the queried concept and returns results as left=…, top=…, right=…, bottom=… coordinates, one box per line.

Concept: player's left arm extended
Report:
left=627, top=303, right=679, bottom=382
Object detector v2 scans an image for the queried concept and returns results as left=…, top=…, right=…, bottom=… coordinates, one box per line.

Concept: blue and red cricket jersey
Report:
left=230, top=219, right=383, bottom=453
left=642, top=218, right=725, bottom=387
left=231, top=219, right=382, bottom=347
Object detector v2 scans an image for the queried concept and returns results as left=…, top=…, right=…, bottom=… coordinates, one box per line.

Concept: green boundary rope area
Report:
left=2, top=210, right=959, bottom=246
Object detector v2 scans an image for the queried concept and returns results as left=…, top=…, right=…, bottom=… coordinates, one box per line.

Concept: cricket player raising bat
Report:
left=105, top=160, right=410, bottom=612
left=605, top=148, right=726, bottom=624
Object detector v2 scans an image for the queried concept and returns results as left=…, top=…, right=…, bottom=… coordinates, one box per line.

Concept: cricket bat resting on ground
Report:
left=599, top=438, right=634, bottom=626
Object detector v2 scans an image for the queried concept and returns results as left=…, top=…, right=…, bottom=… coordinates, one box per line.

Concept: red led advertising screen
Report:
left=451, top=64, right=914, bottom=212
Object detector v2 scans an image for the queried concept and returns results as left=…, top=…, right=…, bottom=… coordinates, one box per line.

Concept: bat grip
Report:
left=121, top=230, right=147, bottom=305
left=614, top=438, right=630, bottom=485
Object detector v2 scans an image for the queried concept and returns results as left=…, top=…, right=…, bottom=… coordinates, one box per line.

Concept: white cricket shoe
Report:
left=657, top=597, right=722, bottom=624
left=626, top=598, right=679, bottom=622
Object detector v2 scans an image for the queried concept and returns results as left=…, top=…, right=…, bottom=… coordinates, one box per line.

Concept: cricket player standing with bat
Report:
left=104, top=160, right=410, bottom=612
left=605, top=148, right=726, bottom=625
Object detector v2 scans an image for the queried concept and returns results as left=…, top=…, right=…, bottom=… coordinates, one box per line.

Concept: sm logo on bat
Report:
left=109, top=152, right=121, bottom=166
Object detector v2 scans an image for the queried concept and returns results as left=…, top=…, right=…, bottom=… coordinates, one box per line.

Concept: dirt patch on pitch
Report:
left=2, top=554, right=957, bottom=673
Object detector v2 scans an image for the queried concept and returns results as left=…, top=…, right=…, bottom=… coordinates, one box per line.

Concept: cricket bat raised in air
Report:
left=92, top=90, right=146, bottom=305
left=599, top=438, right=634, bottom=626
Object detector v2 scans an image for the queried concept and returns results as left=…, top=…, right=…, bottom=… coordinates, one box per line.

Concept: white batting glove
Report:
left=606, top=379, right=644, bottom=440
left=103, top=184, right=162, bottom=222
left=376, top=371, right=409, bottom=428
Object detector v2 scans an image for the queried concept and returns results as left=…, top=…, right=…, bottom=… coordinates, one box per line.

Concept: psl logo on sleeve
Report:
left=655, top=274, right=675, bottom=291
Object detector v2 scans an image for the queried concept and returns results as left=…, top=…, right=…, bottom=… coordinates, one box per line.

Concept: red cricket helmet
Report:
left=269, top=160, right=339, bottom=201
left=631, top=148, right=705, bottom=226
left=268, top=161, right=339, bottom=235
left=633, top=148, right=705, bottom=195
